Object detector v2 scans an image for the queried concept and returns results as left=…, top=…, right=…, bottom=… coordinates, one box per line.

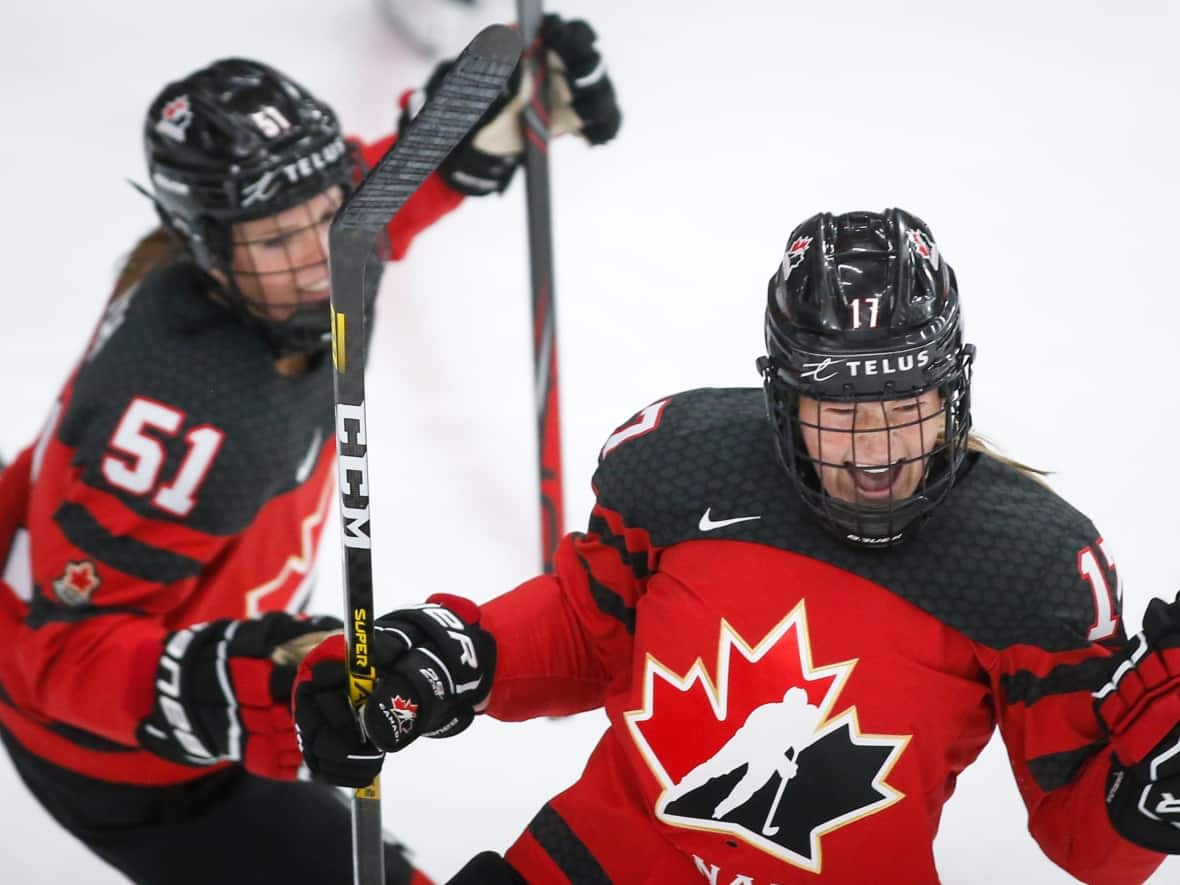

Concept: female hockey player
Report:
left=0, top=16, right=620, bottom=885
left=294, top=208, right=1178, bottom=884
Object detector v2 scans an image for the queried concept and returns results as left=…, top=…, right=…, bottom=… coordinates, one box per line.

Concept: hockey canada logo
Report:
left=781, top=236, right=813, bottom=279
left=625, top=603, right=909, bottom=874
left=381, top=695, right=419, bottom=739
left=155, top=95, right=194, bottom=143
left=52, top=560, right=101, bottom=606
left=905, top=228, right=940, bottom=270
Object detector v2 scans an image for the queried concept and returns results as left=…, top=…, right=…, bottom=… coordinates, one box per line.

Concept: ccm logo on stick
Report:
left=336, top=402, right=371, bottom=550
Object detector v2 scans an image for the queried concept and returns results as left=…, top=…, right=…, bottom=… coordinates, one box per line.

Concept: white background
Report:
left=1, top=0, right=1177, bottom=882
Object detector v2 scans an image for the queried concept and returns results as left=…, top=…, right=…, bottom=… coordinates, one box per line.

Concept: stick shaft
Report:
left=517, top=0, right=564, bottom=574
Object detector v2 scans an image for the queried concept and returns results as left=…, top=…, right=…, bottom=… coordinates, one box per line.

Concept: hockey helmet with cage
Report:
left=143, top=58, right=362, bottom=354
left=757, top=208, right=976, bottom=548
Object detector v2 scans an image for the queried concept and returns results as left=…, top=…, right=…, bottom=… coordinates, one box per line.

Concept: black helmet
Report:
left=144, top=58, right=362, bottom=353
left=757, top=208, right=975, bottom=547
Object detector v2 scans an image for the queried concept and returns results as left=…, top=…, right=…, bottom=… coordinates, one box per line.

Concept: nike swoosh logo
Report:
left=295, top=427, right=324, bottom=483
left=698, top=507, right=761, bottom=532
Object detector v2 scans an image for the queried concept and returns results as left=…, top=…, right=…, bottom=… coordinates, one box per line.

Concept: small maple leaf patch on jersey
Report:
left=52, top=560, right=101, bottom=606
left=624, top=602, right=910, bottom=873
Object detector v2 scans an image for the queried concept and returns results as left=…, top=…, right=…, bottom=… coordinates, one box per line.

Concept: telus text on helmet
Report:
left=240, top=137, right=348, bottom=208
left=801, top=349, right=930, bottom=383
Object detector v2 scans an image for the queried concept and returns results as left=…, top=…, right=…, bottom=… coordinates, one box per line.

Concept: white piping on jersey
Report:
left=244, top=473, right=334, bottom=618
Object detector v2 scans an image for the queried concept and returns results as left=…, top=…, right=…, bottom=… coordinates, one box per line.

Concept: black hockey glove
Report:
left=293, top=594, right=495, bottom=787
left=539, top=14, right=622, bottom=146
left=397, top=14, right=622, bottom=196
left=1094, top=593, right=1180, bottom=853
left=133, top=612, right=341, bottom=782
left=291, top=633, right=385, bottom=788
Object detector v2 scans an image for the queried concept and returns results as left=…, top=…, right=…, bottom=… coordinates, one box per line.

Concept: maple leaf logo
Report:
left=390, top=695, right=418, bottom=736
left=624, top=601, right=910, bottom=873
left=162, top=96, right=190, bottom=122
left=781, top=236, right=813, bottom=278
left=155, top=94, right=194, bottom=142
left=52, top=560, right=101, bottom=607
left=905, top=228, right=941, bottom=270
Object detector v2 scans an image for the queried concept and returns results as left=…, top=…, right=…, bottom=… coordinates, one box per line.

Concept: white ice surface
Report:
left=1, top=1, right=1177, bottom=882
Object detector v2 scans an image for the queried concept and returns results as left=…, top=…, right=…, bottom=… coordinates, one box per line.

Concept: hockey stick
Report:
left=761, top=772, right=789, bottom=836
left=516, top=0, right=564, bottom=575
left=762, top=749, right=802, bottom=837
left=328, top=25, right=522, bottom=885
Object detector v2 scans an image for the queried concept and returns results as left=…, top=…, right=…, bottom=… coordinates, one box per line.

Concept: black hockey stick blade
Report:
left=333, top=23, right=523, bottom=235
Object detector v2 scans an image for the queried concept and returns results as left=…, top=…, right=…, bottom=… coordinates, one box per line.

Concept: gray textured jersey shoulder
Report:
left=593, top=388, right=1104, bottom=651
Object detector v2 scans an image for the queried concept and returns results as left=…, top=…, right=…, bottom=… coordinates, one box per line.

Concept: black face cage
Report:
left=176, top=146, right=372, bottom=356
left=761, top=346, right=975, bottom=548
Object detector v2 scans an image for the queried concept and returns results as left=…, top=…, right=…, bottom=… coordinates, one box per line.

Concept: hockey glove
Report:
left=1095, top=592, right=1180, bottom=852
left=398, top=14, right=622, bottom=196
left=293, top=594, right=495, bottom=786
left=132, top=612, right=340, bottom=782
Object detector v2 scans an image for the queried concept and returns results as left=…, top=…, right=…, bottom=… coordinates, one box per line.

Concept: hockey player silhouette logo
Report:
left=155, top=96, right=193, bottom=143
left=625, top=603, right=910, bottom=873
left=386, top=695, right=419, bottom=738
left=664, top=687, right=821, bottom=831
left=905, top=227, right=940, bottom=270
left=781, top=236, right=813, bottom=279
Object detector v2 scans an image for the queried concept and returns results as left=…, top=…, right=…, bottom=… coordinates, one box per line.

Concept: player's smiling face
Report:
left=217, top=186, right=342, bottom=321
left=797, top=389, right=943, bottom=506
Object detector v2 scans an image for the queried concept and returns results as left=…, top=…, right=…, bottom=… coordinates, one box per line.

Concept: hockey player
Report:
left=0, top=16, right=620, bottom=885
left=294, top=209, right=1178, bottom=883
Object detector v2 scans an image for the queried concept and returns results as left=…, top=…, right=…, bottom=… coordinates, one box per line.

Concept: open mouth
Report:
left=299, top=278, right=331, bottom=300
left=847, top=462, right=904, bottom=499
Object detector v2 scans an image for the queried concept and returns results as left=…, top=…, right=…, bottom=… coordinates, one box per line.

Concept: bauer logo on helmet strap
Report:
left=781, top=236, right=813, bottom=279
left=905, top=228, right=940, bottom=270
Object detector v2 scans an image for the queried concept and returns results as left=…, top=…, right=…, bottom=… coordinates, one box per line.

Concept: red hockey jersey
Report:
left=0, top=139, right=461, bottom=786
left=480, top=389, right=1165, bottom=884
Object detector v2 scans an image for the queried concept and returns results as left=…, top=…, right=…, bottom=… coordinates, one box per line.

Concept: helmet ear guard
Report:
left=760, top=208, right=976, bottom=548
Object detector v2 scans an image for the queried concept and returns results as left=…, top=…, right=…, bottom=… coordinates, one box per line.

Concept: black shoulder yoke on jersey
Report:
left=56, top=262, right=335, bottom=536
left=592, top=388, right=1108, bottom=653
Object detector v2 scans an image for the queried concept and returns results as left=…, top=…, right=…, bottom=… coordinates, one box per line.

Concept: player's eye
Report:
left=259, top=233, right=291, bottom=249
